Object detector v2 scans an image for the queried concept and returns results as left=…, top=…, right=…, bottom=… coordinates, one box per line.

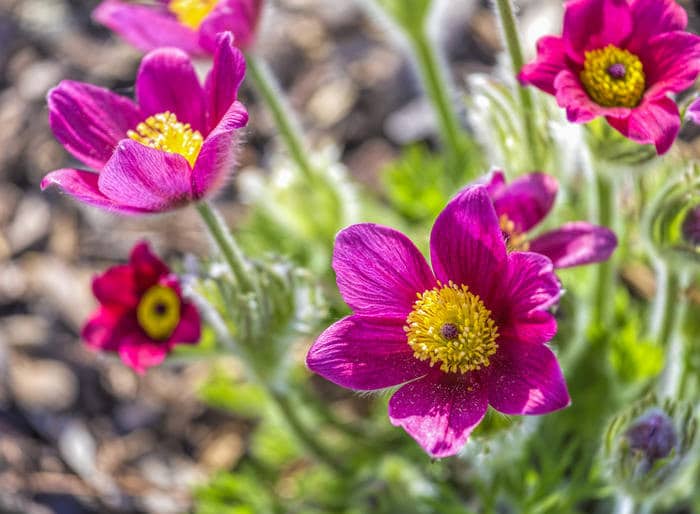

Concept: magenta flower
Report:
left=306, top=186, right=570, bottom=458
left=93, top=0, right=263, bottom=55
left=518, top=0, right=700, bottom=154
left=484, top=171, right=618, bottom=268
left=83, top=242, right=201, bottom=373
left=41, top=33, right=248, bottom=215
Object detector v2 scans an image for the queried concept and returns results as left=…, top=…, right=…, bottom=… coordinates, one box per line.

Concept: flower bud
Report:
left=681, top=205, right=700, bottom=247
left=603, top=398, right=697, bottom=498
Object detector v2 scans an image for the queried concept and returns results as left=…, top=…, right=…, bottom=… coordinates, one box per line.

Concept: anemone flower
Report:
left=518, top=0, right=700, bottom=154
left=83, top=242, right=201, bottom=373
left=306, top=186, right=570, bottom=458
left=485, top=171, right=618, bottom=268
left=41, top=32, right=248, bottom=214
left=93, top=0, right=263, bottom=55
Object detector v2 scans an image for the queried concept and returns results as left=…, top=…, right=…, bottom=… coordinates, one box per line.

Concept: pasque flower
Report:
left=83, top=242, right=201, bottom=373
left=519, top=0, right=700, bottom=154
left=93, top=0, right=263, bottom=55
left=307, top=186, right=570, bottom=458
left=41, top=32, right=248, bottom=214
left=485, top=171, right=618, bottom=268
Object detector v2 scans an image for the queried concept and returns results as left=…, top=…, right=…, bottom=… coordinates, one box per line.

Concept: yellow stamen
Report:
left=137, top=285, right=181, bottom=341
left=128, top=111, right=203, bottom=167
left=169, top=0, right=218, bottom=29
left=404, top=281, right=499, bottom=374
left=580, top=45, right=645, bottom=108
left=499, top=214, right=530, bottom=252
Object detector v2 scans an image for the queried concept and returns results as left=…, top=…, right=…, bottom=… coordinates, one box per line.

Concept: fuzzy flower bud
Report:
left=681, top=205, right=700, bottom=247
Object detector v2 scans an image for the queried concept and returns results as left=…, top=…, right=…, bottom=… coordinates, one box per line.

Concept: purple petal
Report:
left=518, top=36, right=567, bottom=95
left=389, top=373, right=488, bottom=458
left=688, top=98, right=700, bottom=125
left=333, top=224, right=436, bottom=319
left=306, top=315, right=429, bottom=391
left=627, top=0, right=687, bottom=54
left=529, top=222, right=618, bottom=269
left=118, top=334, right=172, bottom=374
left=130, top=241, right=170, bottom=289
left=136, top=48, right=206, bottom=133
left=429, top=185, right=507, bottom=305
left=204, top=32, right=247, bottom=133
left=92, top=265, right=138, bottom=308
left=198, top=0, right=262, bottom=53
left=191, top=101, right=248, bottom=198
left=48, top=81, right=141, bottom=170
left=498, top=252, right=560, bottom=345
left=554, top=70, right=632, bottom=123
left=562, top=0, right=632, bottom=63
left=605, top=96, right=680, bottom=155
left=92, top=0, right=202, bottom=55
left=639, top=32, right=700, bottom=99
left=41, top=168, right=150, bottom=214
left=98, top=140, right=194, bottom=212
left=168, top=303, right=201, bottom=344
left=488, top=342, right=570, bottom=415
left=490, top=172, right=558, bottom=233
left=482, top=169, right=506, bottom=196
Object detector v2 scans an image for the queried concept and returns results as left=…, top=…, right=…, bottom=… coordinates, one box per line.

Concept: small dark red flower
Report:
left=82, top=242, right=201, bottom=373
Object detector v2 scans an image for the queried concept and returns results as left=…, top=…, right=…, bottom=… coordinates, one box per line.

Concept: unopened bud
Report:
left=681, top=205, right=700, bottom=247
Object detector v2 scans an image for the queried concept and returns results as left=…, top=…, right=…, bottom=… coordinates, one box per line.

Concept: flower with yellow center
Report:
left=404, top=281, right=499, bottom=374
left=499, top=214, right=530, bottom=252
left=580, top=45, right=645, bottom=108
left=169, top=0, right=219, bottom=29
left=137, top=285, right=182, bottom=341
left=127, top=111, right=204, bottom=167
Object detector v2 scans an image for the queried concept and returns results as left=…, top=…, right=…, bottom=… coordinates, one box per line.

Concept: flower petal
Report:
left=518, top=36, right=567, bottom=95
left=129, top=241, right=170, bottom=290
left=627, top=0, right=687, bottom=54
left=639, top=32, right=700, bottom=98
left=48, top=81, right=141, bottom=170
left=554, top=70, right=632, bottom=123
left=498, top=252, right=560, bottom=345
left=168, top=302, right=202, bottom=344
left=389, top=373, right=488, bottom=458
left=429, top=185, right=507, bottom=305
left=482, top=169, right=506, bottom=196
left=198, top=0, right=262, bottom=54
left=490, top=172, right=559, bottom=232
left=98, top=140, right=194, bottom=212
left=41, top=168, right=150, bottom=214
left=306, top=316, right=429, bottom=391
left=135, top=48, right=206, bottom=133
left=562, top=0, right=632, bottom=63
left=605, top=96, right=680, bottom=154
left=118, top=334, right=171, bottom=374
left=92, top=0, right=202, bottom=55
left=529, top=222, right=618, bottom=269
left=191, top=101, right=248, bottom=198
left=333, top=224, right=436, bottom=319
left=204, top=32, right=247, bottom=133
left=82, top=307, right=131, bottom=351
left=92, top=265, right=138, bottom=307
left=488, top=342, right=570, bottom=415
left=688, top=98, right=700, bottom=125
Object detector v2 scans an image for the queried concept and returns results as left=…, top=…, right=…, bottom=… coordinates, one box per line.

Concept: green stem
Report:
left=613, top=494, right=636, bottom=514
left=655, top=267, right=689, bottom=399
left=408, top=28, right=465, bottom=173
left=592, top=174, right=616, bottom=330
left=196, top=201, right=254, bottom=293
left=268, top=387, right=348, bottom=473
left=651, top=262, right=681, bottom=345
left=492, top=0, right=543, bottom=169
left=245, top=53, right=316, bottom=183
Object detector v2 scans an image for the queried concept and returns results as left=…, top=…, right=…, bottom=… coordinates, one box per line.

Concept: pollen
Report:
left=404, top=281, right=499, bottom=374
left=169, top=0, right=218, bottom=29
left=580, top=45, right=645, bottom=108
left=128, top=111, right=203, bottom=167
left=137, top=285, right=181, bottom=341
left=499, top=214, right=529, bottom=252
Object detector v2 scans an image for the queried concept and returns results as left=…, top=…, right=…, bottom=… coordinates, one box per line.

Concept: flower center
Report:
left=169, top=0, right=218, bottom=29
left=127, top=111, right=203, bottom=167
left=404, top=281, right=499, bottom=374
left=580, top=45, right=645, bottom=108
left=137, top=285, right=181, bottom=341
left=499, top=214, right=529, bottom=252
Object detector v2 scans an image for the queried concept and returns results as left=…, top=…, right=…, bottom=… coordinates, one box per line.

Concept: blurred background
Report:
left=0, top=0, right=698, bottom=512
